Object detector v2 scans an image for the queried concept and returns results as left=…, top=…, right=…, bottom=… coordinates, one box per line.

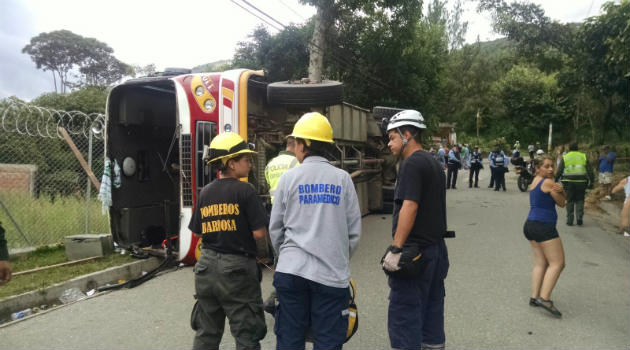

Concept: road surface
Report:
left=1, top=170, right=628, bottom=349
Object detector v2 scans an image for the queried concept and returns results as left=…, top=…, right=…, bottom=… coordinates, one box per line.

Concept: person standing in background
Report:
left=265, top=137, right=299, bottom=204
left=437, top=144, right=446, bottom=170
left=598, top=145, right=616, bottom=201
left=489, top=144, right=508, bottom=191
left=461, top=144, right=470, bottom=170
left=446, top=145, right=461, bottom=189
left=611, top=175, right=630, bottom=236
left=555, top=142, right=594, bottom=226
left=469, top=146, right=483, bottom=188
left=0, top=222, right=12, bottom=286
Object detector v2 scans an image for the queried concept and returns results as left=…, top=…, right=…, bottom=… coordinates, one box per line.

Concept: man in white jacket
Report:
left=269, top=112, right=362, bottom=350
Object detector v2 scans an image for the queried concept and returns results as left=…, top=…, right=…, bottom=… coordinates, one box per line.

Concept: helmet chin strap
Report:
left=397, top=128, right=417, bottom=150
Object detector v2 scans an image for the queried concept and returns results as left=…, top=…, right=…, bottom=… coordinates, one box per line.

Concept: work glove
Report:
left=382, top=245, right=402, bottom=272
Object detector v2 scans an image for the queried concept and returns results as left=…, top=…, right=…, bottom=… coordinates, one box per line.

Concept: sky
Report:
left=0, top=0, right=611, bottom=101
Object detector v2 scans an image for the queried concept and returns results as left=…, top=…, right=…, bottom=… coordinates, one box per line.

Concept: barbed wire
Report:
left=0, top=101, right=105, bottom=139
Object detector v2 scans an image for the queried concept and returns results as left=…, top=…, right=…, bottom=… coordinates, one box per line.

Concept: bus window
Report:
left=196, top=121, right=217, bottom=196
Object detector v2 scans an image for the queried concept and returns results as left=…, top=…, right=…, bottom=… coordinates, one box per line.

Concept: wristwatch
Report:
left=389, top=245, right=403, bottom=254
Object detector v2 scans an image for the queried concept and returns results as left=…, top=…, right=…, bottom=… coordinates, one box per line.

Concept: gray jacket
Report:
left=269, top=156, right=362, bottom=288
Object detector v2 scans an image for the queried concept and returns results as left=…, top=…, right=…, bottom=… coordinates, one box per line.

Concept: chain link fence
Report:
left=0, top=100, right=108, bottom=251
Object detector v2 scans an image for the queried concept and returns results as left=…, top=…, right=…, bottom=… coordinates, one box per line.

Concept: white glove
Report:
left=383, top=251, right=401, bottom=272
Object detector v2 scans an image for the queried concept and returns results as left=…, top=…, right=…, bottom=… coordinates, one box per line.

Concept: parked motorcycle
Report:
left=511, top=156, right=534, bottom=192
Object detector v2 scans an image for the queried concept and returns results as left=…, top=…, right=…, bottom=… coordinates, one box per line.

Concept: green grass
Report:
left=0, top=190, right=109, bottom=249
left=0, top=245, right=134, bottom=300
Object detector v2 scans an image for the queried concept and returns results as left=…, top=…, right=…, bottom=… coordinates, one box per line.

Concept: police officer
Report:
left=446, top=145, right=461, bottom=189
left=269, top=112, right=362, bottom=350
left=469, top=146, right=483, bottom=188
left=382, top=110, right=450, bottom=350
left=555, top=142, right=594, bottom=226
left=489, top=144, right=508, bottom=191
left=188, top=132, right=269, bottom=350
left=0, top=222, right=12, bottom=286
left=265, top=138, right=299, bottom=204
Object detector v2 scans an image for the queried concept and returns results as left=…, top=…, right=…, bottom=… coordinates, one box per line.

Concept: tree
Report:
left=131, top=64, right=157, bottom=77
left=573, top=0, right=630, bottom=142
left=32, top=86, right=108, bottom=114
left=76, top=37, right=131, bottom=86
left=231, top=25, right=310, bottom=81
left=490, top=64, right=563, bottom=142
left=22, top=30, right=85, bottom=93
left=23, top=30, right=131, bottom=92
left=447, top=0, right=469, bottom=51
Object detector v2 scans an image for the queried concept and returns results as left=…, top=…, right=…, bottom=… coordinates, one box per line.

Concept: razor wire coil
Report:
left=0, top=100, right=109, bottom=250
left=1, top=101, right=105, bottom=139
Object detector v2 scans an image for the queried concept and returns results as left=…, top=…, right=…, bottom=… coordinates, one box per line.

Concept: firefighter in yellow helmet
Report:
left=188, top=132, right=269, bottom=350
left=269, top=112, right=362, bottom=349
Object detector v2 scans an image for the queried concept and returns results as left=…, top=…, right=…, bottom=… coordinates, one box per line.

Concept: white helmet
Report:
left=536, top=149, right=544, bottom=155
left=386, top=110, right=426, bottom=132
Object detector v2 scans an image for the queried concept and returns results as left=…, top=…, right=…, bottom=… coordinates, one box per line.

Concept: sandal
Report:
left=529, top=298, right=539, bottom=307
left=536, top=298, right=562, bottom=317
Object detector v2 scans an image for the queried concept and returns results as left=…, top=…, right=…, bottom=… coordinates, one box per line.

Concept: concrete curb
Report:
left=0, top=257, right=161, bottom=323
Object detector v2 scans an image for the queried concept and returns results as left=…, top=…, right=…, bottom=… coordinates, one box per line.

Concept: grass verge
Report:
left=0, top=190, right=109, bottom=250
left=0, top=245, right=134, bottom=300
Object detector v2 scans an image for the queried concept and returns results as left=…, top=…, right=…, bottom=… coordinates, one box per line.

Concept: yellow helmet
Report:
left=207, top=132, right=256, bottom=164
left=288, top=112, right=334, bottom=144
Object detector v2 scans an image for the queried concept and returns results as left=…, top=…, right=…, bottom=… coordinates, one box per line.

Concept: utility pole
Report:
left=548, top=122, right=553, bottom=153
left=308, top=5, right=325, bottom=83
left=308, top=2, right=333, bottom=83
left=476, top=108, right=481, bottom=139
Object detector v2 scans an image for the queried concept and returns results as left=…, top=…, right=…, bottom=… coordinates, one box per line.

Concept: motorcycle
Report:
left=511, top=156, right=534, bottom=192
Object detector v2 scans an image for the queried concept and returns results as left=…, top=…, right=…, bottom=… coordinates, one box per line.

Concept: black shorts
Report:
left=523, top=220, right=559, bottom=242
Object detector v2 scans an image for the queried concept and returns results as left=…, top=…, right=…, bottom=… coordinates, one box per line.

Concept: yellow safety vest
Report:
left=562, top=151, right=587, bottom=182
left=265, top=152, right=298, bottom=203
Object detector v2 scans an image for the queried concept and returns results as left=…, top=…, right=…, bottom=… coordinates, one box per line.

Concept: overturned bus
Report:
left=104, top=69, right=392, bottom=265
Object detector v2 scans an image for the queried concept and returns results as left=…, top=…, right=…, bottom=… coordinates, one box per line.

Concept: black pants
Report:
left=489, top=167, right=495, bottom=187
left=447, top=164, right=458, bottom=189
left=563, top=181, right=587, bottom=223
left=469, top=166, right=480, bottom=187
left=493, top=167, right=506, bottom=190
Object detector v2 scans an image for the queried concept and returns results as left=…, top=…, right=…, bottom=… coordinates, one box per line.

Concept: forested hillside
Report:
left=229, top=0, right=629, bottom=146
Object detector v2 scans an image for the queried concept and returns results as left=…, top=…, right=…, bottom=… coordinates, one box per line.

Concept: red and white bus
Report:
left=105, top=68, right=381, bottom=265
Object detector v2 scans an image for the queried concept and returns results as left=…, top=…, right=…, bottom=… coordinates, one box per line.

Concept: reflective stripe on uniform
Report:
left=265, top=153, right=298, bottom=203
left=562, top=151, right=587, bottom=182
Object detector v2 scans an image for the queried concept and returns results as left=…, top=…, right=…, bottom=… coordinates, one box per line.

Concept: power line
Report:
left=232, top=0, right=415, bottom=101
left=278, top=0, right=308, bottom=21
left=230, top=0, right=283, bottom=31
left=238, top=1, right=395, bottom=90
left=584, top=0, right=596, bottom=18
left=240, top=0, right=286, bottom=28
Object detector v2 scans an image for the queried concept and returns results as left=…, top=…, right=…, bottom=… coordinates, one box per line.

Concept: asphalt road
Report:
left=1, top=169, right=628, bottom=350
